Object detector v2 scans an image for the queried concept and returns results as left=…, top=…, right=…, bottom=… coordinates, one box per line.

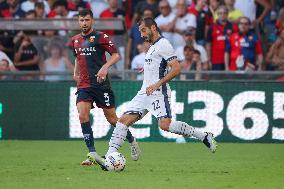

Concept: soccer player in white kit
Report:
left=89, top=17, right=217, bottom=169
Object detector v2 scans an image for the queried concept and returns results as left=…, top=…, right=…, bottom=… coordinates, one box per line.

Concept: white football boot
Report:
left=130, top=138, right=141, bottom=161
left=203, top=132, right=217, bottom=153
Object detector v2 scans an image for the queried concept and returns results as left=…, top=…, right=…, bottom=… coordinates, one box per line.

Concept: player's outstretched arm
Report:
left=146, top=59, right=181, bottom=95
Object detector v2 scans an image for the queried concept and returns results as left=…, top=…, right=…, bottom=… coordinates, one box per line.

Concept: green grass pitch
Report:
left=0, top=141, right=283, bottom=189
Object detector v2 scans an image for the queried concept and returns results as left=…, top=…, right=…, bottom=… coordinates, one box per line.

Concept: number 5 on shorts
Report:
left=104, top=93, right=110, bottom=106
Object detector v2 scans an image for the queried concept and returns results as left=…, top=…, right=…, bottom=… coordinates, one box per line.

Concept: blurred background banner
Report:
left=0, top=80, right=283, bottom=142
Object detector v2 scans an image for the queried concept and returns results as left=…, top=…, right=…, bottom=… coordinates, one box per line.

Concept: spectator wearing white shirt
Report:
left=155, top=0, right=175, bottom=44
left=90, top=0, right=109, bottom=18
left=172, top=0, right=196, bottom=48
left=0, top=50, right=16, bottom=71
left=21, top=0, right=36, bottom=12
left=176, top=26, right=209, bottom=70
left=131, top=42, right=150, bottom=80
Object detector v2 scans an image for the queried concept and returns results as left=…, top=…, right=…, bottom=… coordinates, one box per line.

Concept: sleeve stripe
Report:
left=166, top=56, right=177, bottom=62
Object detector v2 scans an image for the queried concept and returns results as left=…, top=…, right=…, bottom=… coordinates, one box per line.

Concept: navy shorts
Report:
left=76, top=87, right=115, bottom=109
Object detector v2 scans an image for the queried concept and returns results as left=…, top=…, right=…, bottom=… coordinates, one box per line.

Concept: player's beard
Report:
left=81, top=26, right=92, bottom=34
left=143, top=32, right=154, bottom=43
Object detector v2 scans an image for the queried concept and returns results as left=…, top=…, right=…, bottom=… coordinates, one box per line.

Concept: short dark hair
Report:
left=138, top=17, right=158, bottom=29
left=35, top=2, right=44, bottom=9
left=78, top=9, right=93, bottom=18
left=53, top=0, right=68, bottom=9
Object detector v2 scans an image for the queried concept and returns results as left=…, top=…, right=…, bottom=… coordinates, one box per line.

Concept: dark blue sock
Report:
left=81, top=122, right=95, bottom=152
left=126, top=129, right=134, bottom=143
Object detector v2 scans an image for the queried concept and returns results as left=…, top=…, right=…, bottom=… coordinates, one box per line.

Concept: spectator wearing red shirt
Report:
left=206, top=5, right=237, bottom=70
left=100, top=0, right=131, bottom=35
left=1, top=0, right=26, bottom=18
left=188, top=0, right=209, bottom=46
left=225, top=17, right=263, bottom=71
left=67, top=0, right=90, bottom=12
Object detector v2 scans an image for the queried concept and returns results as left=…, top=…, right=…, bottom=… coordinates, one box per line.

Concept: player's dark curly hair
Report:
left=78, top=9, right=93, bottom=18
left=138, top=17, right=158, bottom=29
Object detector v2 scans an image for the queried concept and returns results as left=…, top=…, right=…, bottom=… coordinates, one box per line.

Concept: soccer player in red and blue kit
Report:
left=225, top=16, right=263, bottom=71
left=71, top=9, right=140, bottom=165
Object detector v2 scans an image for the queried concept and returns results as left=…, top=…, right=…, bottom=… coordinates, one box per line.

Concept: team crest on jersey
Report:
left=89, top=36, right=95, bottom=43
left=75, top=40, right=79, bottom=43
left=227, top=29, right=232, bottom=34
left=104, top=34, right=109, bottom=38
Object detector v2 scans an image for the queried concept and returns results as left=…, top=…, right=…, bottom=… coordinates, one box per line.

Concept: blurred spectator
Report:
left=132, top=0, right=159, bottom=24
left=207, top=0, right=220, bottom=25
left=0, top=59, right=10, bottom=80
left=35, top=2, right=46, bottom=18
left=0, top=31, right=14, bottom=61
left=172, top=0, right=196, bottom=48
left=14, top=34, right=40, bottom=71
left=266, top=27, right=284, bottom=70
left=48, top=0, right=77, bottom=18
left=176, top=27, right=209, bottom=70
left=188, top=0, right=209, bottom=46
left=225, top=16, right=263, bottom=71
left=43, top=42, right=73, bottom=80
left=1, top=0, right=26, bottom=18
left=0, top=0, right=9, bottom=13
left=67, top=0, right=90, bottom=11
left=90, top=0, right=109, bottom=18
left=100, top=0, right=131, bottom=35
left=234, top=0, right=271, bottom=26
left=155, top=0, right=175, bottom=44
left=180, top=45, right=202, bottom=80
left=126, top=8, right=153, bottom=69
left=206, top=5, right=237, bottom=70
left=21, top=0, right=37, bottom=12
left=181, top=45, right=202, bottom=71
left=131, top=42, right=150, bottom=80
left=131, top=42, right=150, bottom=70
left=25, top=9, right=36, bottom=19
left=48, top=0, right=77, bottom=36
left=0, top=50, right=16, bottom=71
left=223, top=0, right=243, bottom=23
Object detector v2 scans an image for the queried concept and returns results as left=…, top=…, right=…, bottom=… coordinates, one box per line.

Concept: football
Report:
left=105, top=152, right=126, bottom=172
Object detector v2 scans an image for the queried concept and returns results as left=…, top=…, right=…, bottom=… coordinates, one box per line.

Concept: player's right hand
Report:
left=73, top=75, right=80, bottom=82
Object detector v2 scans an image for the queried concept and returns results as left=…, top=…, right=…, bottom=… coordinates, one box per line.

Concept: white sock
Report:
left=106, top=122, right=128, bottom=155
left=168, top=121, right=206, bottom=141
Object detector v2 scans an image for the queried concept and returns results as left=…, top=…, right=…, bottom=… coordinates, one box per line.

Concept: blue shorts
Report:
left=76, top=87, right=115, bottom=109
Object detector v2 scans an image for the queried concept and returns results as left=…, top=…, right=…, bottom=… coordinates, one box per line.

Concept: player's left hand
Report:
left=96, top=65, right=108, bottom=83
left=146, top=83, right=160, bottom=96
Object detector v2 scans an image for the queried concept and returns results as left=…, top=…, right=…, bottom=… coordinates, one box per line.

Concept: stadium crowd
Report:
left=0, top=0, right=284, bottom=80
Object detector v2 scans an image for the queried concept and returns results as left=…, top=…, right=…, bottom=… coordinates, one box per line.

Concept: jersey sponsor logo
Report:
left=217, top=35, right=226, bottom=41
left=145, top=58, right=152, bottom=64
left=74, top=47, right=97, bottom=56
left=240, top=42, right=250, bottom=47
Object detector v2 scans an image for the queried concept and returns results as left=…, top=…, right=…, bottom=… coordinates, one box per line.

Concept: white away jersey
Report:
left=140, top=37, right=177, bottom=94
